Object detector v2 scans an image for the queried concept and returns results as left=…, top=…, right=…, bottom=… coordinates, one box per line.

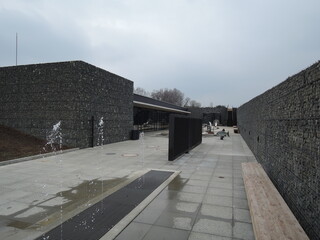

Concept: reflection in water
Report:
left=168, top=175, right=189, bottom=191
left=41, top=121, right=63, bottom=239
left=6, top=177, right=128, bottom=231
left=138, top=131, right=145, bottom=189
left=97, top=116, right=105, bottom=214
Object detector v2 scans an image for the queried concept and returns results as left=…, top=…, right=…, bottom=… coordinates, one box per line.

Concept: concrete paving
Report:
left=0, top=127, right=256, bottom=240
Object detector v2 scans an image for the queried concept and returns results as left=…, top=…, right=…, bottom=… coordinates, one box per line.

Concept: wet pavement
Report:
left=36, top=170, right=176, bottom=240
left=0, top=127, right=256, bottom=240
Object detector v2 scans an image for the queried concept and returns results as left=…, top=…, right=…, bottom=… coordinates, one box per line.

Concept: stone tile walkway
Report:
left=115, top=128, right=256, bottom=240
left=0, top=127, right=256, bottom=240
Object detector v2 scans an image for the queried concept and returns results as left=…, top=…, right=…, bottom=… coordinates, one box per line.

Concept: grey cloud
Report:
left=1, top=0, right=320, bottom=106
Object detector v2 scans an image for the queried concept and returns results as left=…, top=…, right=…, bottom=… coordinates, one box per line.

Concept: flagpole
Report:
left=16, top=33, right=18, bottom=66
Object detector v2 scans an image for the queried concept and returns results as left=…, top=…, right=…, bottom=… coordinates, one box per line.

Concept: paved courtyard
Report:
left=0, top=127, right=256, bottom=240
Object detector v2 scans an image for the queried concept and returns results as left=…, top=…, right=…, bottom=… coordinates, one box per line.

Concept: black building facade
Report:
left=188, top=106, right=237, bottom=126
left=133, top=94, right=190, bottom=131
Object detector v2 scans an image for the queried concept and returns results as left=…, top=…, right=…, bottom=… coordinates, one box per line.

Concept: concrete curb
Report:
left=0, top=148, right=79, bottom=166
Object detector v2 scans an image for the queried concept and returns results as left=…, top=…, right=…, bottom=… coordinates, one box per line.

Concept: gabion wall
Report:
left=238, top=61, right=320, bottom=239
left=0, top=61, right=133, bottom=148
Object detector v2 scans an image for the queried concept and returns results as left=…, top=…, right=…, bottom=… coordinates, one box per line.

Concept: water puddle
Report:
left=5, top=177, right=128, bottom=230
left=168, top=175, right=189, bottom=191
left=7, top=220, right=32, bottom=229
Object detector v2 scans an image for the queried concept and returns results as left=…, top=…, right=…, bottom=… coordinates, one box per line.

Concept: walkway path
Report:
left=0, top=127, right=256, bottom=240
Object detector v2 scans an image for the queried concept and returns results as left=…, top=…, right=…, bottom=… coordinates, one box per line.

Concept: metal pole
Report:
left=16, top=33, right=18, bottom=66
left=91, top=116, right=94, bottom=147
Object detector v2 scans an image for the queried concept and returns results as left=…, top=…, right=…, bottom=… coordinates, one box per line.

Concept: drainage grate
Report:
left=35, top=170, right=174, bottom=240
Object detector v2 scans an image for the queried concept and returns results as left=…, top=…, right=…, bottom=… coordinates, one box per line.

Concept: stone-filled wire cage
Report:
left=237, top=61, right=320, bottom=240
left=0, top=61, right=133, bottom=148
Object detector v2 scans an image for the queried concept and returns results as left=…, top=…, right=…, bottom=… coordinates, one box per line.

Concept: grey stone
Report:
left=192, top=218, right=232, bottom=237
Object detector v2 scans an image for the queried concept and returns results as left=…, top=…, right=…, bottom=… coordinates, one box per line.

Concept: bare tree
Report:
left=151, top=88, right=185, bottom=106
left=189, top=100, right=202, bottom=107
left=183, top=97, right=190, bottom=107
left=134, top=87, right=150, bottom=97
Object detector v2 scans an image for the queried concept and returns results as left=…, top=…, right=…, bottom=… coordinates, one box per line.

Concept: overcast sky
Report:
left=1, top=0, right=320, bottom=107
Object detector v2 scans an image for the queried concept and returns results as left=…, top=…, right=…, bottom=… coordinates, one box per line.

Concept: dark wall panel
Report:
left=168, top=115, right=202, bottom=161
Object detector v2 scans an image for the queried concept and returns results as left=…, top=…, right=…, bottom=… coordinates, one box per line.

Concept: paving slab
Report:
left=142, top=225, right=189, bottom=240
left=114, top=222, right=151, bottom=240
left=203, top=195, right=233, bottom=207
left=233, top=208, right=252, bottom=223
left=233, top=221, right=255, bottom=240
left=188, top=232, right=232, bottom=240
left=206, top=187, right=232, bottom=197
left=200, top=205, right=232, bottom=220
left=192, top=218, right=232, bottom=237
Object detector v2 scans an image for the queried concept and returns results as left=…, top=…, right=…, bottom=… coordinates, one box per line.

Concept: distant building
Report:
left=188, top=106, right=237, bottom=126
left=133, top=94, right=190, bottom=131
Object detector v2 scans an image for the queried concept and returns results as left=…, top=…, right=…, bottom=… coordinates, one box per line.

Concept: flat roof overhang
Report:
left=133, top=101, right=191, bottom=114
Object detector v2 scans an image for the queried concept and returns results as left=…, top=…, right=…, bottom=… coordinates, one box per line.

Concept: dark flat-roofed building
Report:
left=188, top=106, right=237, bottom=126
left=133, top=94, right=190, bottom=131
